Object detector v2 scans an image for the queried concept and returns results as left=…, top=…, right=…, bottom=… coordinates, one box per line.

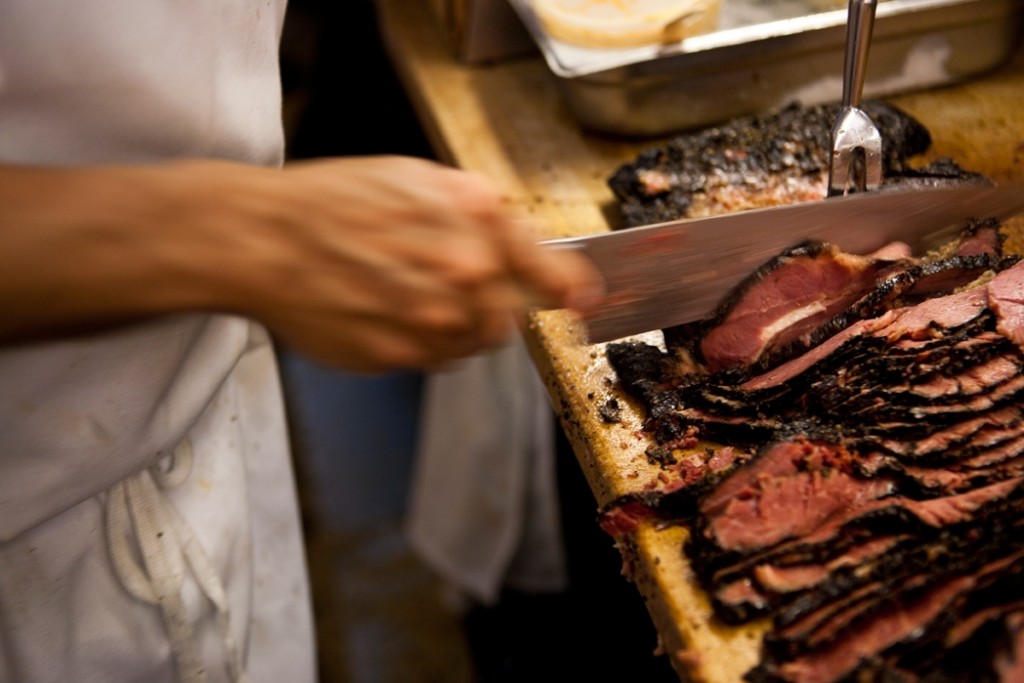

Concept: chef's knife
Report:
left=544, top=184, right=1024, bottom=343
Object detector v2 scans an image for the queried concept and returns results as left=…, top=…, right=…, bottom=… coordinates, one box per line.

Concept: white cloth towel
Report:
left=405, top=338, right=568, bottom=606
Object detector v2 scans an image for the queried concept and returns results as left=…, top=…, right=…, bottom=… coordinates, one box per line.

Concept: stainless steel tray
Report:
left=507, top=0, right=1024, bottom=137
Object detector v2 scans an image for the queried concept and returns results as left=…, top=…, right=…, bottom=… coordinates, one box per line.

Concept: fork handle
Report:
left=842, top=0, right=878, bottom=109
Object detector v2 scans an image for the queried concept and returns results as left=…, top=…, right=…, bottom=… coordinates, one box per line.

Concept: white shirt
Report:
left=0, top=2, right=316, bottom=682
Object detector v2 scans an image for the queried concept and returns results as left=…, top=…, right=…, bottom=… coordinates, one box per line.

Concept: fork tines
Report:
left=828, top=105, right=883, bottom=196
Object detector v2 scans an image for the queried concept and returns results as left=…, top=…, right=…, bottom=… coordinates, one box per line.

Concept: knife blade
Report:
left=544, top=184, right=1024, bottom=344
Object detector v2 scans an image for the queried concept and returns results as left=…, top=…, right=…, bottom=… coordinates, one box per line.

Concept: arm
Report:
left=0, top=156, right=602, bottom=372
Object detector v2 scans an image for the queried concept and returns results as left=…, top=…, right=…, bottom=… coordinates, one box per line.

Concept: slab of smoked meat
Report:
left=605, top=100, right=978, bottom=228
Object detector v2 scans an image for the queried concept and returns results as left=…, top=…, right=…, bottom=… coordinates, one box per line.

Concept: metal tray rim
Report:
left=509, top=0, right=1000, bottom=79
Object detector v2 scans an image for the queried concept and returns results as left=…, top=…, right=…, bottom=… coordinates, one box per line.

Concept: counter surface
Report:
left=377, top=1, right=1024, bottom=679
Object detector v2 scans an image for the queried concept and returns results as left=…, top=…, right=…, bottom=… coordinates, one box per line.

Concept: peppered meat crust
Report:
left=607, top=100, right=936, bottom=228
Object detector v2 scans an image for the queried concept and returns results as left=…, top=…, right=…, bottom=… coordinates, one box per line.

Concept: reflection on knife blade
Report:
left=544, top=184, right=1024, bottom=343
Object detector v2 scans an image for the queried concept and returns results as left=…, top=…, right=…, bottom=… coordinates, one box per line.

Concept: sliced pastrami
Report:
left=810, top=351, right=1019, bottom=422
left=596, top=443, right=755, bottom=535
left=858, top=430, right=1024, bottom=495
left=679, top=322, right=1003, bottom=424
left=716, top=576, right=772, bottom=616
left=695, top=473, right=1022, bottom=580
left=737, top=308, right=921, bottom=393
left=861, top=404, right=1024, bottom=461
left=696, top=241, right=909, bottom=373
left=697, top=439, right=895, bottom=554
left=711, top=509, right=1016, bottom=629
left=759, top=545, right=1024, bottom=682
left=960, top=434, right=1024, bottom=469
left=994, top=610, right=1024, bottom=683
left=752, top=535, right=905, bottom=596
left=989, top=258, right=1024, bottom=351
left=761, top=576, right=974, bottom=683
left=951, top=217, right=1005, bottom=258
left=749, top=252, right=1008, bottom=373
left=903, top=349, right=1022, bottom=402
left=597, top=499, right=660, bottom=539
left=666, top=233, right=1008, bottom=378
left=830, top=363, right=1024, bottom=425
left=761, top=548, right=1024, bottom=681
left=712, top=535, right=909, bottom=624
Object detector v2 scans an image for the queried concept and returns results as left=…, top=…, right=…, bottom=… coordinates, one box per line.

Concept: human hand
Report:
left=193, top=156, right=604, bottom=371
left=0, top=157, right=603, bottom=372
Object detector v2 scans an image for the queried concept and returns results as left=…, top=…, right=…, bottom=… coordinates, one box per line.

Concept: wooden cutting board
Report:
left=377, top=1, right=1024, bottom=678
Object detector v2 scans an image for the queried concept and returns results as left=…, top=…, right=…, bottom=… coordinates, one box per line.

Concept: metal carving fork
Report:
left=828, top=0, right=882, bottom=196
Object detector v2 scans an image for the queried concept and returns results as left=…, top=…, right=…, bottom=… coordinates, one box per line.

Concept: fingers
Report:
left=273, top=305, right=519, bottom=374
left=506, top=228, right=606, bottom=315
left=434, top=167, right=606, bottom=315
left=248, top=157, right=605, bottom=373
left=452, top=176, right=606, bottom=317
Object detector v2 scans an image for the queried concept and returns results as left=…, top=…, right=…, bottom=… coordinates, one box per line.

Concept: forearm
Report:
left=0, top=162, right=237, bottom=343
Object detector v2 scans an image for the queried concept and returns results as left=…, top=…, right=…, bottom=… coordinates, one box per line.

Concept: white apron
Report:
left=0, top=2, right=316, bottom=682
